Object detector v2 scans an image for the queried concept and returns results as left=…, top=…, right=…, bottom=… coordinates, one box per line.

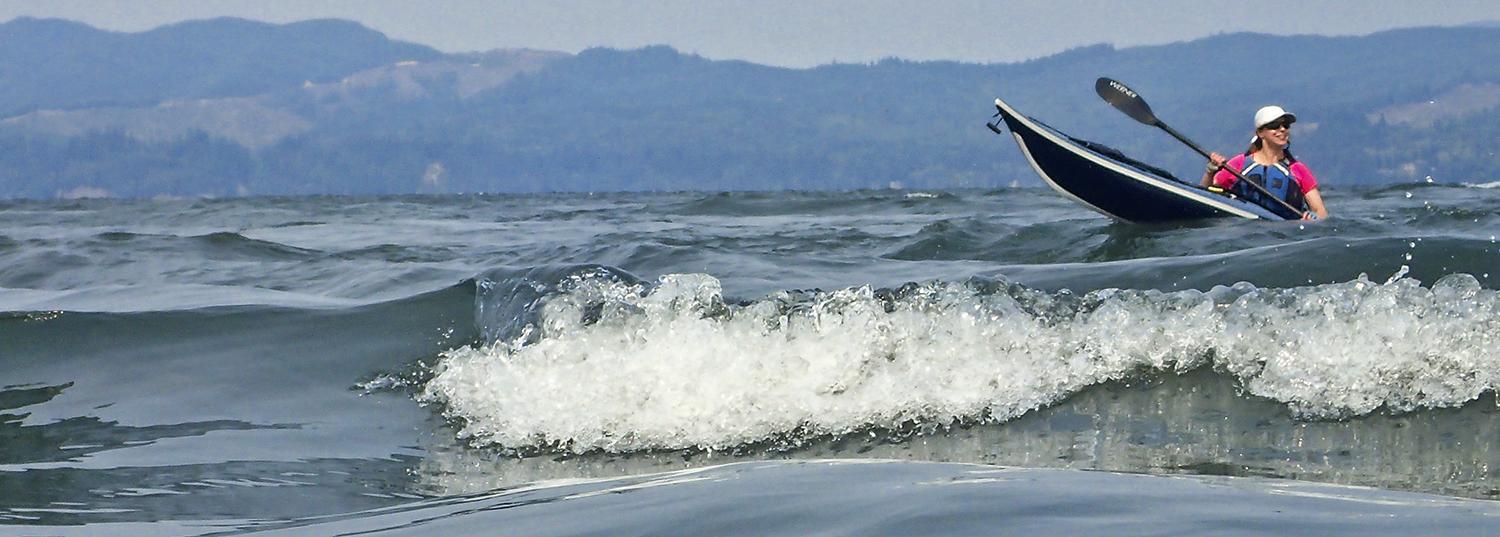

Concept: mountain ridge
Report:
left=0, top=16, right=444, bottom=117
left=1, top=18, right=1498, bottom=198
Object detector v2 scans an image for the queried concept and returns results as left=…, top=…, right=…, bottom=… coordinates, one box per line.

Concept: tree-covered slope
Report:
left=2, top=19, right=1497, bottom=198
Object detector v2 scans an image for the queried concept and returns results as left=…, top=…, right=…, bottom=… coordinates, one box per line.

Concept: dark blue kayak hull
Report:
left=988, top=97, right=1284, bottom=223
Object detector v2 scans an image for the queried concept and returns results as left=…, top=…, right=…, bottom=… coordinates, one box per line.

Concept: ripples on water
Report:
left=3, top=185, right=1499, bottom=534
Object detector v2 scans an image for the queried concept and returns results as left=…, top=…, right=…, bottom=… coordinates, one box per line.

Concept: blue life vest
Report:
left=1232, top=155, right=1306, bottom=219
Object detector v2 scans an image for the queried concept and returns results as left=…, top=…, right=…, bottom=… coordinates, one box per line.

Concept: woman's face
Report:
left=1257, top=117, right=1292, bottom=148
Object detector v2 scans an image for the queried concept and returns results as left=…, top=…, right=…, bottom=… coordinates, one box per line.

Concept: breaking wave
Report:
left=422, top=267, right=1500, bottom=454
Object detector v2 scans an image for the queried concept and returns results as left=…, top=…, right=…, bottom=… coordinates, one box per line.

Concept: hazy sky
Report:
left=3, top=0, right=1498, bottom=67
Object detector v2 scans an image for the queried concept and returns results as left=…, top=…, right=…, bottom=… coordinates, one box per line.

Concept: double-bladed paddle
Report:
left=1094, top=77, right=1306, bottom=219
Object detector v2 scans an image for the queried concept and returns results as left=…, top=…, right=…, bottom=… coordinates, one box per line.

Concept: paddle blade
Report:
left=1095, top=77, right=1158, bottom=126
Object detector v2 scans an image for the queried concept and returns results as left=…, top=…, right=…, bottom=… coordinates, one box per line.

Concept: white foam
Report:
left=422, top=272, right=1500, bottom=454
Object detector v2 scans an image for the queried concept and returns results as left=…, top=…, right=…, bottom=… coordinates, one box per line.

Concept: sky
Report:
left=2, top=0, right=1499, bottom=67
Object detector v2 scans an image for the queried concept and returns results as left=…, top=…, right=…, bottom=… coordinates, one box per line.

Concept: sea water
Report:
left=3, top=185, right=1500, bottom=534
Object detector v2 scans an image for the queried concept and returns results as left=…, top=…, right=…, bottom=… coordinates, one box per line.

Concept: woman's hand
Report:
left=1201, top=152, right=1228, bottom=187
left=1205, top=152, right=1227, bottom=173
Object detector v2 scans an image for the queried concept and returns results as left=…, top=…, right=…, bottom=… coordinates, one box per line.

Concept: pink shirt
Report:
left=1213, top=154, right=1318, bottom=193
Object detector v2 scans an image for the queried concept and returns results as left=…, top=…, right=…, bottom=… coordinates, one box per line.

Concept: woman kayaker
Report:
left=1201, top=105, right=1329, bottom=220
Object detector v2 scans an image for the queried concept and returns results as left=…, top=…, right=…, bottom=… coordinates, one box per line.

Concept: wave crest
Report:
left=423, top=271, right=1500, bottom=454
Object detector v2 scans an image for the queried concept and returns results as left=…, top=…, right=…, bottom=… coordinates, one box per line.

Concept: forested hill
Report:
left=0, top=17, right=442, bottom=118
left=1, top=17, right=1498, bottom=199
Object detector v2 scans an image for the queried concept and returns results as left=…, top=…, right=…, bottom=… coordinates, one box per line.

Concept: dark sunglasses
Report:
left=1259, top=118, right=1293, bottom=130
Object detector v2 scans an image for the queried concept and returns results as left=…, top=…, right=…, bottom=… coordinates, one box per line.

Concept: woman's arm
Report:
left=1302, top=188, right=1328, bottom=220
left=1289, top=163, right=1325, bottom=219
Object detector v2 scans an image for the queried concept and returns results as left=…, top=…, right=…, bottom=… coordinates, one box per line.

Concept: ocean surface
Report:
left=4, top=184, right=1500, bottom=535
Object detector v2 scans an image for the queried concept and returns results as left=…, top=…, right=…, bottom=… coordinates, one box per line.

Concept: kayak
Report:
left=986, top=96, right=1286, bottom=223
